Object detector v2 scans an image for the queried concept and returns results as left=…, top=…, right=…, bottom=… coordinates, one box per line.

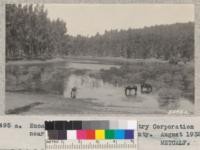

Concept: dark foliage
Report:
left=6, top=4, right=194, bottom=61
left=6, top=4, right=68, bottom=60
left=96, top=62, right=194, bottom=103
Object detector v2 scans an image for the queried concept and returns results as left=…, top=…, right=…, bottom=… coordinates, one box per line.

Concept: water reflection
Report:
left=67, top=62, right=120, bottom=71
left=64, top=74, right=123, bottom=100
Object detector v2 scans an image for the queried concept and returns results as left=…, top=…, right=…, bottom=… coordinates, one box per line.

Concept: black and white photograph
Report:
left=5, top=4, right=194, bottom=115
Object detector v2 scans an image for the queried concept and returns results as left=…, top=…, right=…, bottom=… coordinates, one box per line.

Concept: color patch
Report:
left=109, top=120, right=118, bottom=129
left=118, top=120, right=127, bottom=129
left=127, top=120, right=137, bottom=130
left=67, top=130, right=77, bottom=140
left=55, top=121, right=65, bottom=130
left=86, top=130, right=95, bottom=139
left=95, top=130, right=105, bottom=140
left=77, top=130, right=86, bottom=139
left=105, top=130, right=115, bottom=139
left=65, top=121, right=73, bottom=130
left=72, top=121, right=82, bottom=130
left=115, top=130, right=125, bottom=139
left=125, top=130, right=134, bottom=139
left=82, top=121, right=109, bottom=130
left=48, top=130, right=58, bottom=140
left=58, top=130, right=67, bottom=140
left=45, top=121, right=54, bottom=130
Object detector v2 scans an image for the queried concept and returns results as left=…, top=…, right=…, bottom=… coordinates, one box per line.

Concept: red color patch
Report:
left=86, top=130, right=95, bottom=139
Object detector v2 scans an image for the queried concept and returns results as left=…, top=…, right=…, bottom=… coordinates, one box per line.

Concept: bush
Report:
left=41, top=69, right=66, bottom=94
left=6, top=64, right=68, bottom=95
left=98, top=62, right=194, bottom=104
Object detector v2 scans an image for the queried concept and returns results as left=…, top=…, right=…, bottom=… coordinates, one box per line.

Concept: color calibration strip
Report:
left=46, top=129, right=134, bottom=140
left=45, top=120, right=137, bottom=150
left=45, top=120, right=137, bottom=140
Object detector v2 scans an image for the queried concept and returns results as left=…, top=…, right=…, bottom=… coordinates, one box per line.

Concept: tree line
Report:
left=6, top=4, right=194, bottom=61
left=68, top=23, right=194, bottom=61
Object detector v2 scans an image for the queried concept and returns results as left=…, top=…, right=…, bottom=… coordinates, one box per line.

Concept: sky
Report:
left=44, top=4, right=194, bottom=36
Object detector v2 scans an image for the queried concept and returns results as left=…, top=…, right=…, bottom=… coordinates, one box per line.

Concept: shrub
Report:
left=41, top=69, right=66, bottom=94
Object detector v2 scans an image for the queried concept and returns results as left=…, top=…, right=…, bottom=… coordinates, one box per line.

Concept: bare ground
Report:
left=5, top=92, right=193, bottom=115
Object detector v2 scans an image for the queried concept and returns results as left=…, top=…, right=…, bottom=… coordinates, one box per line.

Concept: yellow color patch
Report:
left=95, top=130, right=105, bottom=140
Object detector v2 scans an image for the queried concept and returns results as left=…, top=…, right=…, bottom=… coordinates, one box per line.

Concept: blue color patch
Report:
left=125, top=130, right=134, bottom=139
left=115, top=130, right=125, bottom=139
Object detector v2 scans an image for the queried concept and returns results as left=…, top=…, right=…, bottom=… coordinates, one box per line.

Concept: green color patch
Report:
left=105, top=130, right=115, bottom=139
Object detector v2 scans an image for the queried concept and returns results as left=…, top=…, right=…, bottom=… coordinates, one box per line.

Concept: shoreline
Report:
left=6, top=56, right=170, bottom=66
left=5, top=91, right=193, bottom=115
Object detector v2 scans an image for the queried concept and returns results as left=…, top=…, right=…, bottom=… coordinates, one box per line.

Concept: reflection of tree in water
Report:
left=67, top=75, right=104, bottom=89
left=64, top=74, right=120, bottom=99
left=6, top=64, right=67, bottom=94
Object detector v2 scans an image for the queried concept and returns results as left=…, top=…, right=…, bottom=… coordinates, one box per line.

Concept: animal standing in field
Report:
left=71, top=87, right=77, bottom=99
left=125, top=85, right=137, bottom=96
left=141, top=83, right=152, bottom=94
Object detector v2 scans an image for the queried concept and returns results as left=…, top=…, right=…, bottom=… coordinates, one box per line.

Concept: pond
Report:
left=6, top=59, right=194, bottom=114
left=63, top=62, right=126, bottom=106
left=67, top=61, right=120, bottom=70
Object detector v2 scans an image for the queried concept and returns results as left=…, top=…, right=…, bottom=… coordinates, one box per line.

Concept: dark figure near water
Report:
left=125, top=85, right=137, bottom=96
left=141, top=83, right=152, bottom=94
left=71, top=87, right=77, bottom=99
